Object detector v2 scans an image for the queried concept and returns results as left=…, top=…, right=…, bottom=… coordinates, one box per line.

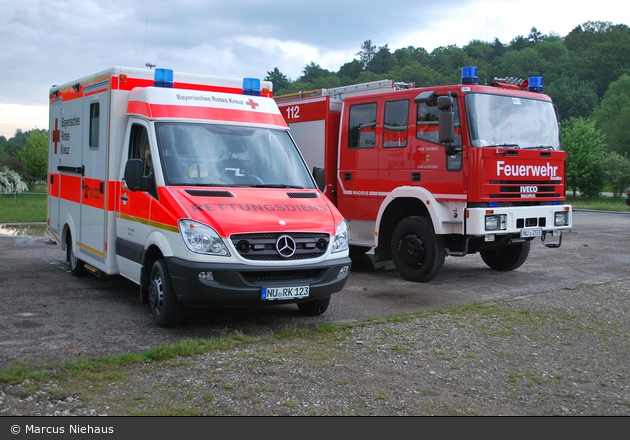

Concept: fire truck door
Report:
left=379, top=98, right=411, bottom=192
left=79, top=84, right=109, bottom=263
left=337, top=100, right=380, bottom=221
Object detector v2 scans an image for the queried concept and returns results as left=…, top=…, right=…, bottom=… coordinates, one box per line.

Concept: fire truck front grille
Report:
left=241, top=269, right=321, bottom=283
left=230, top=232, right=330, bottom=260
left=488, top=181, right=562, bottom=199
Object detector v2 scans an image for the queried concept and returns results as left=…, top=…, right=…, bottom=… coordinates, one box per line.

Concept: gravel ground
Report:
left=1, top=279, right=629, bottom=416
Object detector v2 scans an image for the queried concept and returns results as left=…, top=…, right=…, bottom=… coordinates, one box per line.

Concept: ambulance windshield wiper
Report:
left=250, top=184, right=304, bottom=189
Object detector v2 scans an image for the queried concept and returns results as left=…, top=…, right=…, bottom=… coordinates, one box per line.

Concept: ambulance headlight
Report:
left=179, top=220, right=230, bottom=256
left=331, top=220, right=349, bottom=254
left=485, top=214, right=507, bottom=231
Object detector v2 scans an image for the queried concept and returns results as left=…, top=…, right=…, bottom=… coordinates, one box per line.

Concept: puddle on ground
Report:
left=0, top=223, right=49, bottom=237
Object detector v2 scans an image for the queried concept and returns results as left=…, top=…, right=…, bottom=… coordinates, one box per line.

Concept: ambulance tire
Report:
left=149, top=259, right=183, bottom=328
left=480, top=241, right=530, bottom=271
left=66, top=232, right=87, bottom=277
left=297, top=296, right=331, bottom=316
left=391, top=216, right=445, bottom=283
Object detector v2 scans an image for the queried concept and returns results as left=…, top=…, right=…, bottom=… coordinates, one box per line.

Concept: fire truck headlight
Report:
left=179, top=220, right=230, bottom=256
left=485, top=214, right=507, bottom=231
left=331, top=220, right=349, bottom=254
left=554, top=211, right=569, bottom=226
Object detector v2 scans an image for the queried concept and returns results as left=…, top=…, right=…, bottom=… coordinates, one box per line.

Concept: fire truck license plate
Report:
left=262, top=286, right=310, bottom=300
left=520, top=228, right=542, bottom=238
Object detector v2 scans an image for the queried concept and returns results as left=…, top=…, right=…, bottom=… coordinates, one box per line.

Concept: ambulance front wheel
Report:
left=149, top=259, right=183, bottom=327
left=391, top=216, right=446, bottom=283
left=297, top=295, right=331, bottom=316
left=66, top=232, right=86, bottom=277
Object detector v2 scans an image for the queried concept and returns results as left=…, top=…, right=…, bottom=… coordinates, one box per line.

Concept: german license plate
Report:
left=262, top=286, right=309, bottom=300
left=520, top=228, right=542, bottom=238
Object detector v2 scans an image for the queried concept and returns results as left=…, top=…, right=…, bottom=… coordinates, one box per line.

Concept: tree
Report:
left=367, top=45, right=397, bottom=74
left=357, top=40, right=376, bottom=69
left=562, top=117, right=606, bottom=198
left=528, top=27, right=544, bottom=43
left=16, top=130, right=48, bottom=182
left=591, top=73, right=630, bottom=157
left=601, top=152, right=630, bottom=197
left=265, top=67, right=291, bottom=95
left=546, top=75, right=599, bottom=121
left=337, top=59, right=363, bottom=82
left=299, top=62, right=331, bottom=83
left=0, top=165, right=28, bottom=194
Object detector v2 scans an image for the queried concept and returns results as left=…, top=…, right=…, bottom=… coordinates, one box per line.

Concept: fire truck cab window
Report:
left=383, top=100, right=409, bottom=148
left=348, top=102, right=377, bottom=149
left=416, top=97, right=462, bottom=146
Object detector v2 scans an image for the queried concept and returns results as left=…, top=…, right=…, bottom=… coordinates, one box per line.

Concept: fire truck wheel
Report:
left=391, top=216, right=445, bottom=283
left=66, top=232, right=86, bottom=277
left=149, top=259, right=183, bottom=327
left=480, top=240, right=531, bottom=271
left=297, top=296, right=331, bottom=316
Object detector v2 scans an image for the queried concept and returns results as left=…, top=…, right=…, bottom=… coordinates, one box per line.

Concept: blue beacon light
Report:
left=243, top=78, right=261, bottom=96
left=528, top=76, right=543, bottom=93
left=154, top=69, right=174, bottom=88
left=461, top=66, right=478, bottom=85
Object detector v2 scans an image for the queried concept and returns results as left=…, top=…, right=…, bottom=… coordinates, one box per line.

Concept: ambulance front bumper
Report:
left=165, top=256, right=352, bottom=306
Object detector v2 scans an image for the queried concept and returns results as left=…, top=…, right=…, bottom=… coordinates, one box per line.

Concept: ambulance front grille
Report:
left=287, top=192, right=319, bottom=198
left=230, top=232, right=330, bottom=261
left=184, top=189, right=235, bottom=198
left=241, top=269, right=321, bottom=283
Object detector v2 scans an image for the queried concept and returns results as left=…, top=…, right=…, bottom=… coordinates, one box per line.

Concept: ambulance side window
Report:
left=348, top=102, right=377, bottom=149
left=129, top=124, right=152, bottom=177
left=383, top=99, right=409, bottom=148
left=89, top=102, right=99, bottom=149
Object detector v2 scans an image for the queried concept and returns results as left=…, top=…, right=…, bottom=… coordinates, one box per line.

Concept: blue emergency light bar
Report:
left=461, top=66, right=478, bottom=85
left=154, top=68, right=174, bottom=88
left=528, top=76, right=543, bottom=93
left=243, top=78, right=261, bottom=96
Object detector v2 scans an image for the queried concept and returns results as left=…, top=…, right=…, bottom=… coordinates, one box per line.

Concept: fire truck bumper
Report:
left=466, top=204, right=572, bottom=236
left=165, top=256, right=352, bottom=306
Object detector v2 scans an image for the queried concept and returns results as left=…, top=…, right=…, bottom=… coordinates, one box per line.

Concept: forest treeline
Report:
left=2, top=21, right=630, bottom=196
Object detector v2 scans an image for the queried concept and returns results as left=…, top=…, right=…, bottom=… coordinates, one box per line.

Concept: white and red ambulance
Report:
left=47, top=66, right=351, bottom=327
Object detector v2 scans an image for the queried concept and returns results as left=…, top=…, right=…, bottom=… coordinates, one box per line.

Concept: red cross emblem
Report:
left=245, top=99, right=259, bottom=110
left=52, top=118, right=60, bottom=154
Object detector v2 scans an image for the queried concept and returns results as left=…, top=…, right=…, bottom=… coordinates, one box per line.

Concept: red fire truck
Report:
left=275, top=67, right=571, bottom=282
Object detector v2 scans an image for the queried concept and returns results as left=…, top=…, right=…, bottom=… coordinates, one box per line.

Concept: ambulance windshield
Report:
left=465, top=93, right=561, bottom=150
left=156, top=123, right=315, bottom=189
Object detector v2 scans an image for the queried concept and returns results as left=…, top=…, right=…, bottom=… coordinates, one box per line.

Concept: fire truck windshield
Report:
left=156, top=122, right=315, bottom=189
left=465, top=93, right=560, bottom=150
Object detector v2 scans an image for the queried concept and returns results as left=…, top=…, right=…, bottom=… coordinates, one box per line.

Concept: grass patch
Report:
left=0, top=193, right=47, bottom=222
left=565, top=194, right=630, bottom=212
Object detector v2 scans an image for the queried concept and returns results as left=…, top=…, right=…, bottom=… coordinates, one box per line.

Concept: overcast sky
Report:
left=1, top=0, right=627, bottom=138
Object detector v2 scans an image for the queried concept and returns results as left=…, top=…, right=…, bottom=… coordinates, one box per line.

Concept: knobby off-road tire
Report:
left=149, top=259, right=183, bottom=327
left=391, top=216, right=445, bottom=283
left=297, top=295, right=331, bottom=316
left=480, top=240, right=531, bottom=271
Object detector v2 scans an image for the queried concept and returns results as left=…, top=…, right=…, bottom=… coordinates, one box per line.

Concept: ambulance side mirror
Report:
left=313, top=166, right=325, bottom=192
left=123, top=159, right=143, bottom=191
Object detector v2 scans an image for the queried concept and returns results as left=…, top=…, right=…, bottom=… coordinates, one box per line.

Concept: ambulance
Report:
left=47, top=66, right=351, bottom=327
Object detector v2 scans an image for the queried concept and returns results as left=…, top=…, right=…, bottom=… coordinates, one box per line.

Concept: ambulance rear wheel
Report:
left=297, top=296, right=330, bottom=316
left=149, top=259, right=183, bottom=327
left=391, top=216, right=445, bottom=282
left=66, top=232, right=86, bottom=277
left=480, top=241, right=530, bottom=271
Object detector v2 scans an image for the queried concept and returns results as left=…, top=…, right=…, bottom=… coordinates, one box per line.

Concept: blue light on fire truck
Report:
left=461, top=66, right=478, bottom=85
left=528, top=76, right=543, bottom=93
left=243, top=78, right=261, bottom=96
left=154, top=68, right=174, bottom=88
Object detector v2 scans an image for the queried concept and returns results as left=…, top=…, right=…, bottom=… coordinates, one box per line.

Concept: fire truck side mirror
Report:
left=123, top=159, right=143, bottom=191
left=312, top=166, right=326, bottom=192
left=437, top=95, right=455, bottom=146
